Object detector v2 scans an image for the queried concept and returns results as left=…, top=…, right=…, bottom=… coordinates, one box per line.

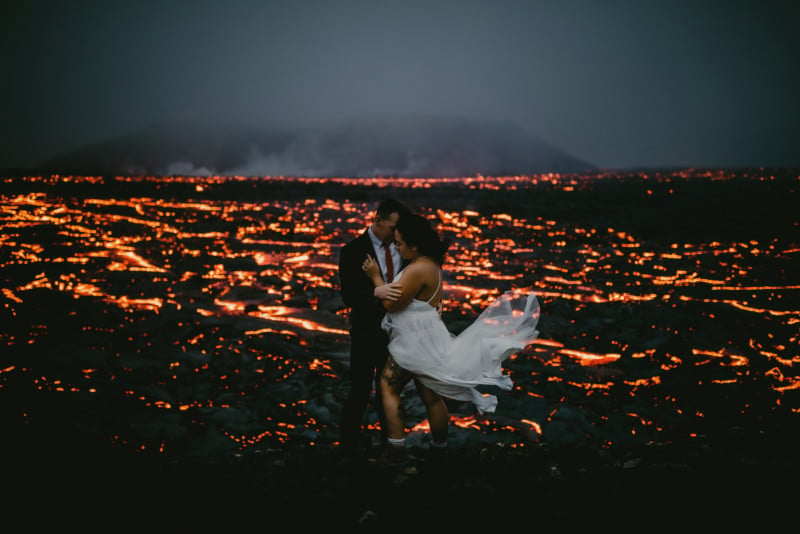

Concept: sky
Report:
left=2, top=0, right=799, bottom=171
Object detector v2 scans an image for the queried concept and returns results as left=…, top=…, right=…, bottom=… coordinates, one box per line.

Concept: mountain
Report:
left=40, top=115, right=594, bottom=177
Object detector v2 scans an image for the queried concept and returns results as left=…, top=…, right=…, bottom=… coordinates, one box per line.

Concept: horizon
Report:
left=2, top=113, right=799, bottom=178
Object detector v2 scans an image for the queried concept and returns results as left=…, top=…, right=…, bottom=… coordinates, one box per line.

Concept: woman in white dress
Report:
left=363, top=212, right=540, bottom=458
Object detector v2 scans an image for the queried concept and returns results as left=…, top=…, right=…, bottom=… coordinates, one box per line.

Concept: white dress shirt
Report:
left=367, top=227, right=401, bottom=282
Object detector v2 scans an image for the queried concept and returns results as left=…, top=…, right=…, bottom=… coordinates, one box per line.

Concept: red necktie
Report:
left=383, top=243, right=394, bottom=282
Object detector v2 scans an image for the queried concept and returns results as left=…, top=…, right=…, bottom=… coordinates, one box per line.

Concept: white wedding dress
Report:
left=381, top=268, right=540, bottom=414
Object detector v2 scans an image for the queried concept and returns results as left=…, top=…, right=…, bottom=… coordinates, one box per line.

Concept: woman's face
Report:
left=394, top=230, right=418, bottom=260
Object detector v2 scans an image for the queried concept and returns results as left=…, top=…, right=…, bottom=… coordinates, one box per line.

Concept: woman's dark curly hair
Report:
left=396, top=212, right=449, bottom=266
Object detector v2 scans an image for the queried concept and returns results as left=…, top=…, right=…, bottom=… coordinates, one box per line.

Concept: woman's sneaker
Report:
left=371, top=443, right=413, bottom=467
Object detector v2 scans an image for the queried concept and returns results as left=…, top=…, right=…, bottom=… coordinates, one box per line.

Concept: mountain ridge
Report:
left=39, top=115, right=594, bottom=177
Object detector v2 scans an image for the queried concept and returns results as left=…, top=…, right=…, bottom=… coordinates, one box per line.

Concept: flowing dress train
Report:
left=381, top=268, right=540, bottom=413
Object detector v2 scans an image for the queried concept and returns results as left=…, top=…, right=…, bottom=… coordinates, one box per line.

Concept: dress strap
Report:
left=425, top=268, right=442, bottom=304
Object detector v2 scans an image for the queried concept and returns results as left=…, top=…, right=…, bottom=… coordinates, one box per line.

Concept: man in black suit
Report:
left=338, top=198, right=410, bottom=455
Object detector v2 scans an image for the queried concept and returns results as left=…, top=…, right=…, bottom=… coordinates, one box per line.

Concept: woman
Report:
left=362, top=212, right=540, bottom=458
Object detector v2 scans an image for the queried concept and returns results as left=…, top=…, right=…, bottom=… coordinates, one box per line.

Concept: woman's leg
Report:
left=415, top=380, right=449, bottom=445
left=380, top=355, right=411, bottom=440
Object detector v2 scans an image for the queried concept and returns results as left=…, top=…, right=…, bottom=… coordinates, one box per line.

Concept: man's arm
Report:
left=339, top=243, right=377, bottom=310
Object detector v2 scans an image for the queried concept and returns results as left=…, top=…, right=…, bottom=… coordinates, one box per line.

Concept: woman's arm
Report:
left=375, top=282, right=402, bottom=301
left=363, top=255, right=424, bottom=313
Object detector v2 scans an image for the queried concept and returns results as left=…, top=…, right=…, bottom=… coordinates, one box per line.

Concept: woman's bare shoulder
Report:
left=408, top=258, right=438, bottom=271
left=406, top=258, right=438, bottom=281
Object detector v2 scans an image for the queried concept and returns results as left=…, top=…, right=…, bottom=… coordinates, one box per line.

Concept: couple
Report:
left=338, top=198, right=540, bottom=461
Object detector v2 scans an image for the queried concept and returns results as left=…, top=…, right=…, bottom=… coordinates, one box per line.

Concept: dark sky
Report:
left=2, top=0, right=798, bottom=171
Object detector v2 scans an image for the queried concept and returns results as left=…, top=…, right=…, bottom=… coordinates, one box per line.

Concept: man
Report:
left=338, top=198, right=409, bottom=455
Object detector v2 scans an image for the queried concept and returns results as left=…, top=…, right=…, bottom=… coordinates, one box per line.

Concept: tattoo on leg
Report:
left=382, top=355, right=411, bottom=389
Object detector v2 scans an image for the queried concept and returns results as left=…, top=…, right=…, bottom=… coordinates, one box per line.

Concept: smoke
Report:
left=213, top=116, right=592, bottom=177
left=160, top=161, right=216, bottom=177
left=223, top=145, right=435, bottom=178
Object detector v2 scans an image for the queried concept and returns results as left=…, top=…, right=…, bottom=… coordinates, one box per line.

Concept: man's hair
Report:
left=375, top=198, right=410, bottom=220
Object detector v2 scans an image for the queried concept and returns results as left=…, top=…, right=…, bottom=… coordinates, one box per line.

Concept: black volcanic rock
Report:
left=40, top=115, right=593, bottom=176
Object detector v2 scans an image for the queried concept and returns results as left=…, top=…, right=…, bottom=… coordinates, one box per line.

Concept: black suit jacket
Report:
left=339, top=230, right=408, bottom=336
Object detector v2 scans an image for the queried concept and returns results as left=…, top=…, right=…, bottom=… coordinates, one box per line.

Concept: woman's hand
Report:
left=362, top=254, right=381, bottom=278
left=375, top=282, right=402, bottom=301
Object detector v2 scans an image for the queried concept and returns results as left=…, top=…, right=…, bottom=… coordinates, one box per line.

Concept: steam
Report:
left=211, top=117, right=590, bottom=177
left=161, top=161, right=215, bottom=177
left=224, top=146, right=434, bottom=178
